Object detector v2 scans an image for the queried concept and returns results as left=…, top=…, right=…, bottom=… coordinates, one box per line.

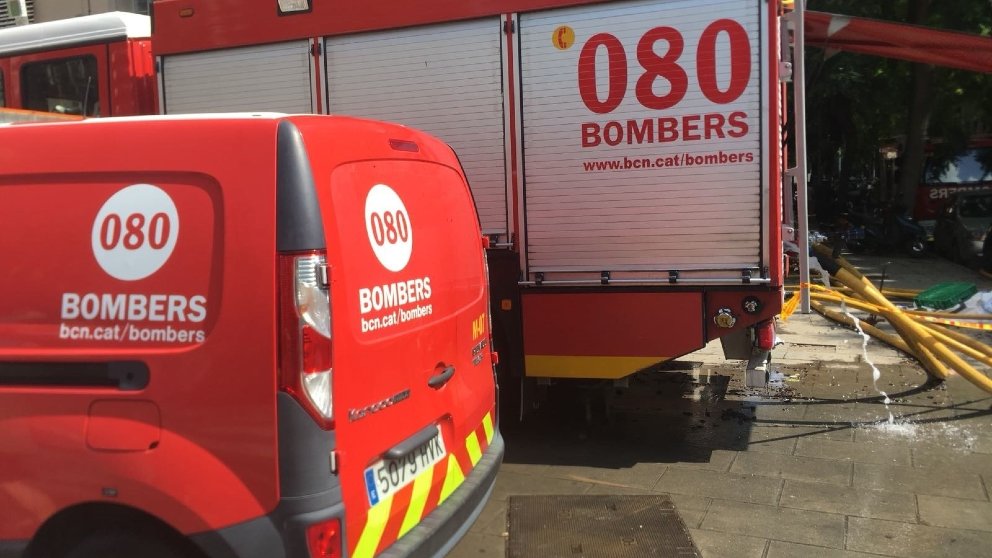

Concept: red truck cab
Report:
left=0, top=12, right=156, bottom=116
left=913, top=143, right=992, bottom=237
left=0, top=114, right=502, bottom=558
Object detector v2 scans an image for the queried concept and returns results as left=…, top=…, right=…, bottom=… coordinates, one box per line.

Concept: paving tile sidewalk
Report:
left=450, top=253, right=992, bottom=558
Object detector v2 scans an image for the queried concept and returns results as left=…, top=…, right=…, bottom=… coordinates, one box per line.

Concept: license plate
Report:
left=364, top=426, right=446, bottom=506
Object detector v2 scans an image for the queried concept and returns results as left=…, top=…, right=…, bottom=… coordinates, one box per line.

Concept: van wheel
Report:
left=65, top=530, right=185, bottom=558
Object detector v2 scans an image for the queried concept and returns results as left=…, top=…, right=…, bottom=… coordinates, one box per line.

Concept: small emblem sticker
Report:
left=552, top=25, right=575, bottom=50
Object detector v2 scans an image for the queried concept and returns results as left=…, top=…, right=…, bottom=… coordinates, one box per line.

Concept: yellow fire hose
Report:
left=789, top=285, right=948, bottom=379
left=789, top=246, right=992, bottom=393
left=929, top=323, right=992, bottom=358
left=810, top=300, right=914, bottom=356
left=804, top=290, right=992, bottom=369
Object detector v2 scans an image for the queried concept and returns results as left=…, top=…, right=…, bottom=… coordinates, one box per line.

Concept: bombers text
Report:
left=62, top=293, right=207, bottom=322
left=359, top=276, right=432, bottom=315
left=582, top=111, right=748, bottom=148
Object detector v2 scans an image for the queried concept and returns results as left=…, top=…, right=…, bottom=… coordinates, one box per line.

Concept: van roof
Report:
left=0, top=112, right=288, bottom=127
left=0, top=113, right=415, bottom=130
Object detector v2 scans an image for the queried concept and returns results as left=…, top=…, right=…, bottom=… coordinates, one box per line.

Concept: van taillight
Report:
left=306, top=518, right=342, bottom=558
left=279, top=251, right=334, bottom=429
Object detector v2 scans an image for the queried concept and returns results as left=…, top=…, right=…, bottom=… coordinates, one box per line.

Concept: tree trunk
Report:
left=898, top=0, right=935, bottom=213
left=898, top=63, right=934, bottom=211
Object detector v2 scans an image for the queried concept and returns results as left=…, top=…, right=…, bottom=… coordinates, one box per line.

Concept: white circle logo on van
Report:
left=91, top=184, right=180, bottom=281
left=364, top=184, right=413, bottom=272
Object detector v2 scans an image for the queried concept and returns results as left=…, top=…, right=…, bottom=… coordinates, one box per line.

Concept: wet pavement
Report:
left=450, top=252, right=992, bottom=557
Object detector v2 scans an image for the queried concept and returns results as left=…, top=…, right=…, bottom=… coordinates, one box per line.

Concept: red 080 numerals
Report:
left=99, top=212, right=171, bottom=250
left=368, top=210, right=410, bottom=247
left=577, top=19, right=751, bottom=114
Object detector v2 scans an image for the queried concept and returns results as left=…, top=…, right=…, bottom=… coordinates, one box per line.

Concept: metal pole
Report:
left=793, top=0, right=811, bottom=313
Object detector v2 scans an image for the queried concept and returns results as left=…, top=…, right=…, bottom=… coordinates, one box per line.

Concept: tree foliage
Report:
left=804, top=0, right=992, bottom=218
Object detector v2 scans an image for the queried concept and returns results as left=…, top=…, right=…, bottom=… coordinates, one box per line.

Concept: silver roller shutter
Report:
left=325, top=18, right=508, bottom=236
left=520, top=0, right=765, bottom=274
left=162, top=40, right=313, bottom=114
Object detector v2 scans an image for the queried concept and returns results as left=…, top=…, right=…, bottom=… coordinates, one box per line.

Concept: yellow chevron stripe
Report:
left=465, top=431, right=482, bottom=466
left=356, top=412, right=494, bottom=554
left=353, top=496, right=392, bottom=558
left=438, top=454, right=465, bottom=505
left=397, top=466, right=434, bottom=539
left=482, top=412, right=494, bottom=444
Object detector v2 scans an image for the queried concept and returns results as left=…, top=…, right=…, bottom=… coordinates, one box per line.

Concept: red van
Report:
left=0, top=114, right=502, bottom=558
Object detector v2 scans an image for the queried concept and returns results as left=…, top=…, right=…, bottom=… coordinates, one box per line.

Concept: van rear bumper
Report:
left=382, top=430, right=504, bottom=558
left=191, top=430, right=504, bottom=558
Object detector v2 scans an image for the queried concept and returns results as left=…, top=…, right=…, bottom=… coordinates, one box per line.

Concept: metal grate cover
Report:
left=507, top=494, right=701, bottom=558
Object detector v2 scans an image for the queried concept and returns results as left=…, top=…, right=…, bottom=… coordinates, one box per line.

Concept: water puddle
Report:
left=857, top=421, right=979, bottom=452
left=766, top=370, right=787, bottom=389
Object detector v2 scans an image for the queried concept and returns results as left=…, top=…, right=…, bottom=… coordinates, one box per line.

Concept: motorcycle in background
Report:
left=843, top=203, right=928, bottom=257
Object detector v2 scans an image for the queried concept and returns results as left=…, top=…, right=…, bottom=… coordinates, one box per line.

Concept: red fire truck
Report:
left=152, top=0, right=792, bottom=407
left=0, top=11, right=155, bottom=116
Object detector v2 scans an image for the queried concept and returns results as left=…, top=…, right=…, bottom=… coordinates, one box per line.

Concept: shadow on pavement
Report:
left=500, top=362, right=756, bottom=469
left=499, top=359, right=991, bottom=470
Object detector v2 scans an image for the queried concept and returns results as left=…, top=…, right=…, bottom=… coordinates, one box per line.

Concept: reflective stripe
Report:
left=466, top=431, right=482, bottom=466
left=438, top=454, right=465, bottom=504
left=482, top=412, right=494, bottom=444
left=398, top=466, right=434, bottom=538
left=353, top=495, right=393, bottom=558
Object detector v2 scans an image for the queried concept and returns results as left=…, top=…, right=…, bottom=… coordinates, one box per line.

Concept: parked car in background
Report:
left=933, top=191, right=992, bottom=264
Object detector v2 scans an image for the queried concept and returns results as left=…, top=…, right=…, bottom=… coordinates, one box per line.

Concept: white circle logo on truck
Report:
left=91, top=184, right=180, bottom=281
left=364, top=184, right=412, bottom=272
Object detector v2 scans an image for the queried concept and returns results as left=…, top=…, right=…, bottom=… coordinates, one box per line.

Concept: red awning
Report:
left=805, top=10, right=992, bottom=73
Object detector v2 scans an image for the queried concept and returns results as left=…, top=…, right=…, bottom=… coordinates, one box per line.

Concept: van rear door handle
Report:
left=385, top=424, right=438, bottom=460
left=427, top=365, right=455, bottom=388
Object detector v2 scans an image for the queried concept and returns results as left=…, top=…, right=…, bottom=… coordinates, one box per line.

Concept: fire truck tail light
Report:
left=280, top=251, right=334, bottom=429
left=755, top=320, right=776, bottom=351
left=306, top=518, right=342, bottom=558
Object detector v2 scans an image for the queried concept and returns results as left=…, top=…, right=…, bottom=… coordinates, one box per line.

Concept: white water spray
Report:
left=840, top=300, right=895, bottom=424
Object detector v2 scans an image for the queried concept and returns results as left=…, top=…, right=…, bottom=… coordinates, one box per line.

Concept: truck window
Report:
left=20, top=56, right=100, bottom=116
left=925, top=147, right=992, bottom=184
left=0, top=70, right=5, bottom=107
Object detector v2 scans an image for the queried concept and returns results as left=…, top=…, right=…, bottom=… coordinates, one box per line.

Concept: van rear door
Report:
left=307, top=127, right=495, bottom=556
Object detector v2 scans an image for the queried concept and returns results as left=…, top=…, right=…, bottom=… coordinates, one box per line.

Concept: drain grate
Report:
left=506, top=494, right=700, bottom=558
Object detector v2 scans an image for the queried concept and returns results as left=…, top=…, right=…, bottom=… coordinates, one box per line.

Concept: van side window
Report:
left=21, top=56, right=100, bottom=116
left=0, top=70, right=5, bottom=107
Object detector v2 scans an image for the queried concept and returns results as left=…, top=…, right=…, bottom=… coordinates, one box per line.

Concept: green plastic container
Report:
left=914, top=282, right=977, bottom=310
